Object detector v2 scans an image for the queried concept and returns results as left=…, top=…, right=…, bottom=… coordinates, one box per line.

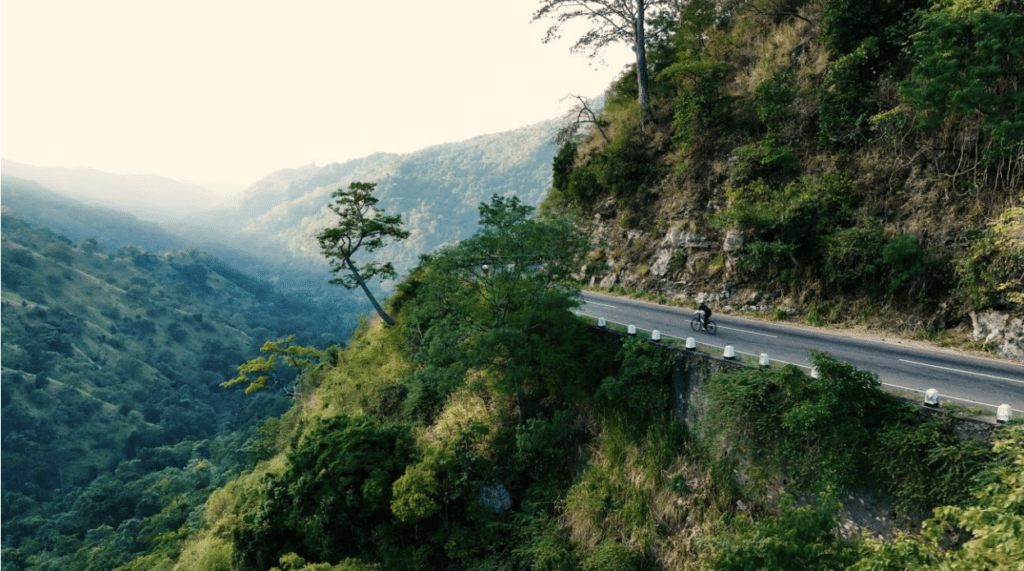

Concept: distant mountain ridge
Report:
left=0, top=159, right=218, bottom=221
left=4, top=117, right=562, bottom=301
left=186, top=119, right=561, bottom=276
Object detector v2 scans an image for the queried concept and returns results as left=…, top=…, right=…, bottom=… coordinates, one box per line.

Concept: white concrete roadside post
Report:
left=924, top=388, right=941, bottom=408
left=997, top=404, right=1012, bottom=423
left=724, top=345, right=736, bottom=360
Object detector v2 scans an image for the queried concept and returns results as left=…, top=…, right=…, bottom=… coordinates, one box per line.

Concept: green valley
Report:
left=1, top=208, right=350, bottom=569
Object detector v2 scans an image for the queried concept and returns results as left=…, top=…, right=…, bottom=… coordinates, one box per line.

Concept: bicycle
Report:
left=690, top=313, right=717, bottom=335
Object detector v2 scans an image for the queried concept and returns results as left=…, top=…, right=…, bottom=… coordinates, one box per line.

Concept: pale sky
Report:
left=1, top=0, right=634, bottom=198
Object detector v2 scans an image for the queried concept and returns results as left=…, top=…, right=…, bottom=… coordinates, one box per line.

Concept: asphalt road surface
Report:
left=579, top=291, right=1024, bottom=416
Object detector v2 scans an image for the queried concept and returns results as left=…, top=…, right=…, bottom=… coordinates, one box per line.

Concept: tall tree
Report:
left=316, top=182, right=410, bottom=326
left=532, top=0, right=681, bottom=110
left=409, top=195, right=592, bottom=415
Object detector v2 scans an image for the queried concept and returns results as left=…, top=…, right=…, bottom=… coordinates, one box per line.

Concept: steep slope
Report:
left=1, top=208, right=352, bottom=498
left=548, top=0, right=1023, bottom=356
left=74, top=197, right=1020, bottom=571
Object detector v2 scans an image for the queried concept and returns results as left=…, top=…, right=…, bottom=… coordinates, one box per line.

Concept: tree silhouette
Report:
left=316, top=182, right=410, bottom=325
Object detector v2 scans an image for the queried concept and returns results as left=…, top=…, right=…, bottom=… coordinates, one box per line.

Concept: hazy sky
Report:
left=2, top=0, right=634, bottom=196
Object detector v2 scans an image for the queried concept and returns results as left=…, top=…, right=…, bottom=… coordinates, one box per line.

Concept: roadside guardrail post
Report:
left=652, top=330, right=661, bottom=341
left=759, top=353, right=770, bottom=367
left=627, top=324, right=637, bottom=336
left=997, top=404, right=1012, bottom=423
left=685, top=337, right=696, bottom=350
left=723, top=345, right=736, bottom=360
left=924, top=388, right=940, bottom=408
left=598, top=318, right=606, bottom=328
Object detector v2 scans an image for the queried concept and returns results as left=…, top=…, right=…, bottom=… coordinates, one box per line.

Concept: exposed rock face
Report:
left=650, top=249, right=672, bottom=277
left=722, top=230, right=743, bottom=252
left=971, top=310, right=1024, bottom=362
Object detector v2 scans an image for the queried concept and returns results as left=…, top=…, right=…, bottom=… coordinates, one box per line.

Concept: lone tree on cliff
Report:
left=532, top=0, right=682, bottom=111
left=316, top=182, right=409, bottom=326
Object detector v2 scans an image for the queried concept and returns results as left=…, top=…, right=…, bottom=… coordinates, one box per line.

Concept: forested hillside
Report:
left=547, top=0, right=1022, bottom=354
left=44, top=195, right=1020, bottom=571
left=0, top=209, right=350, bottom=569
left=0, top=175, right=351, bottom=306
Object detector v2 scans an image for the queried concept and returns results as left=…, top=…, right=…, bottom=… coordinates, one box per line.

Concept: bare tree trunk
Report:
left=635, top=0, right=650, bottom=110
left=345, top=257, right=396, bottom=326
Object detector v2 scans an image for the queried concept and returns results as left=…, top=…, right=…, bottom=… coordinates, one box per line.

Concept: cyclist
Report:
left=698, top=302, right=712, bottom=331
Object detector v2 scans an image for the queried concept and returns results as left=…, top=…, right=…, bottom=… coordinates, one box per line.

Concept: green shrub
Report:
left=660, top=58, right=732, bottom=145
left=823, top=217, right=885, bottom=291
left=581, top=541, right=644, bottom=571
left=595, top=339, right=674, bottom=423
left=703, top=352, right=888, bottom=490
left=871, top=412, right=991, bottom=514
left=955, top=207, right=1024, bottom=309
left=881, top=233, right=927, bottom=295
left=711, top=496, right=856, bottom=571
left=513, top=512, right=580, bottom=571
left=566, top=167, right=601, bottom=204
left=717, top=174, right=857, bottom=288
left=818, top=37, right=880, bottom=146
left=822, top=0, right=925, bottom=57
left=552, top=139, right=579, bottom=195
left=728, top=138, right=802, bottom=185
left=753, top=70, right=797, bottom=135
left=735, top=241, right=798, bottom=285
left=228, top=415, right=416, bottom=569
left=593, top=127, right=659, bottom=200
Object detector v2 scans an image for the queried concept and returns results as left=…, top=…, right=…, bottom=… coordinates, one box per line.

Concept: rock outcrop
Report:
left=971, top=310, right=1024, bottom=362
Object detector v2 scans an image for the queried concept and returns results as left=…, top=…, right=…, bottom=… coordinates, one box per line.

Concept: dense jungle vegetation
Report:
left=547, top=0, right=1022, bottom=331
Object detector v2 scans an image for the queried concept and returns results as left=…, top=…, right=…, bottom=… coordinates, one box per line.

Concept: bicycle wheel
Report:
left=691, top=315, right=703, bottom=332
left=705, top=320, right=717, bottom=335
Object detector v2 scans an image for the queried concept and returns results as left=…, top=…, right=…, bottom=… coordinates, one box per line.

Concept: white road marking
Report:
left=717, top=325, right=778, bottom=338
left=584, top=301, right=618, bottom=308
left=899, top=359, right=1024, bottom=385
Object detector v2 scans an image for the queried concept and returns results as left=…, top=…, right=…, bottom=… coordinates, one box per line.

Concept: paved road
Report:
left=579, top=291, right=1024, bottom=416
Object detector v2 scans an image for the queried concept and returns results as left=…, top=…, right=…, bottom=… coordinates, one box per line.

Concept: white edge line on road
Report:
left=716, top=325, right=778, bottom=339
left=882, top=382, right=1022, bottom=413
left=899, top=359, right=1024, bottom=385
left=585, top=301, right=617, bottom=308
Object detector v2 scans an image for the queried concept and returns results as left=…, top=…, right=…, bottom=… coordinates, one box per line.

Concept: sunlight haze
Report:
left=1, top=0, right=633, bottom=199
